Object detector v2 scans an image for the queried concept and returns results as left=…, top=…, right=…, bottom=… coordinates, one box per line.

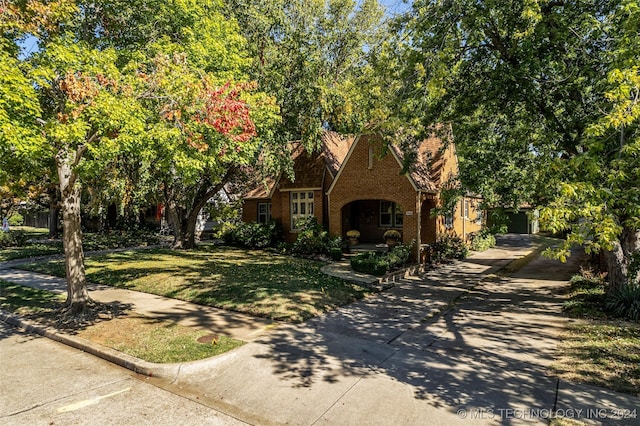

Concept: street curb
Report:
left=0, top=310, right=181, bottom=380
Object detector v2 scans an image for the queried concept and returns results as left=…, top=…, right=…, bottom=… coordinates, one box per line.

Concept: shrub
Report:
left=0, top=231, right=14, bottom=248
left=221, top=221, right=281, bottom=249
left=606, top=284, right=640, bottom=321
left=0, top=230, right=28, bottom=248
left=329, top=247, right=343, bottom=261
left=387, top=244, right=410, bottom=269
left=351, top=251, right=389, bottom=276
left=7, top=214, right=24, bottom=226
left=432, top=234, right=468, bottom=263
left=291, top=217, right=335, bottom=256
left=470, top=228, right=496, bottom=252
left=350, top=245, right=411, bottom=276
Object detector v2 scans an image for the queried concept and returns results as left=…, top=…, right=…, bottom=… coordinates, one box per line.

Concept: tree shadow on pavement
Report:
left=247, top=246, right=583, bottom=418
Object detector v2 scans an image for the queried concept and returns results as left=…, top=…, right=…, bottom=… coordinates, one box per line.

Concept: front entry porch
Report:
left=340, top=199, right=404, bottom=244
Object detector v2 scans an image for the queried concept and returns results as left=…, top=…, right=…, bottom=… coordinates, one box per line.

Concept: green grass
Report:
left=551, top=322, right=640, bottom=395
left=550, top=269, right=640, bottom=395
left=0, top=280, right=64, bottom=315
left=19, top=245, right=371, bottom=322
left=76, top=316, right=245, bottom=363
left=0, top=227, right=164, bottom=261
left=0, top=281, right=244, bottom=363
left=562, top=273, right=608, bottom=319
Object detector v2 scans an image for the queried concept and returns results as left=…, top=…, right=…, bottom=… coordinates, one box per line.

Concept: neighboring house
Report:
left=242, top=131, right=482, bottom=255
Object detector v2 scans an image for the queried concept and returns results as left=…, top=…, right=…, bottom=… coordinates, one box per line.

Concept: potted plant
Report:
left=383, top=229, right=401, bottom=248
left=346, top=229, right=360, bottom=246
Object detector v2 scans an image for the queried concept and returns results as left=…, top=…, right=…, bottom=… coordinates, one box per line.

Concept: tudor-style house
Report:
left=242, top=131, right=482, bottom=255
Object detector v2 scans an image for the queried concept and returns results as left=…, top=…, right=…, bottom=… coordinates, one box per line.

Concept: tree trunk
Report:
left=48, top=187, right=60, bottom=239
left=163, top=168, right=234, bottom=250
left=56, top=148, right=92, bottom=314
left=605, top=226, right=640, bottom=293
left=166, top=203, right=198, bottom=249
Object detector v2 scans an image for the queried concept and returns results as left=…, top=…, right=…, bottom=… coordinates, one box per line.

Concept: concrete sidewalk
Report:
left=2, top=235, right=638, bottom=425
left=0, top=268, right=274, bottom=342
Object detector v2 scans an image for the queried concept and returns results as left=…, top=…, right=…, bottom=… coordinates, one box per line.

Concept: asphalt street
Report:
left=0, top=321, right=246, bottom=425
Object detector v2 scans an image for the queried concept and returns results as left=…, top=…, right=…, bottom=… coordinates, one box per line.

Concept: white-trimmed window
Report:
left=445, top=211, right=454, bottom=229
left=291, top=191, right=314, bottom=230
left=474, top=203, right=483, bottom=224
left=462, top=199, right=470, bottom=220
left=257, top=202, right=271, bottom=224
left=380, top=201, right=403, bottom=228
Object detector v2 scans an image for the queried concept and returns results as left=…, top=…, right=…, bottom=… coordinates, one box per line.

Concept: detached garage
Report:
left=505, top=208, right=539, bottom=234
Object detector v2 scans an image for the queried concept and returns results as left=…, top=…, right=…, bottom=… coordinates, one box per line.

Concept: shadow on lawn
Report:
left=18, top=246, right=370, bottom=323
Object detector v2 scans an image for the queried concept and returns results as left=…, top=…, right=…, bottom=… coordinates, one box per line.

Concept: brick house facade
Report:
left=242, top=131, right=482, bottom=256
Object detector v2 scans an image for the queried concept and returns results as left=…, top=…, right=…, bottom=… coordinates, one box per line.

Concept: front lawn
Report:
left=0, top=227, right=164, bottom=261
left=550, top=270, right=640, bottom=395
left=0, top=226, right=63, bottom=261
left=19, top=246, right=370, bottom=322
left=0, top=281, right=243, bottom=363
left=551, top=322, right=640, bottom=395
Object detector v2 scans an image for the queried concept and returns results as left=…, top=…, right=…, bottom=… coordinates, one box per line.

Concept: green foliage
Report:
left=290, top=217, right=334, bottom=256
left=0, top=230, right=27, bottom=248
left=7, top=213, right=24, bottom=226
left=387, top=244, right=411, bottom=269
left=487, top=209, right=509, bottom=235
left=432, top=234, right=468, bottom=263
left=329, top=247, right=343, bottom=261
left=470, top=228, right=496, bottom=252
left=351, top=251, right=389, bottom=276
left=606, top=285, right=640, bottom=321
left=0, top=231, right=14, bottom=248
left=394, top=0, right=640, bottom=289
left=350, top=245, right=411, bottom=276
left=226, top=0, right=386, bottom=150
left=222, top=221, right=281, bottom=249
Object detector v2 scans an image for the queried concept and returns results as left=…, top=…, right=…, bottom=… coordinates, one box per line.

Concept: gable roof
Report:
left=389, top=133, right=451, bottom=193
left=278, top=142, right=326, bottom=190
left=321, top=131, right=356, bottom=178
left=243, top=131, right=356, bottom=198
left=243, top=130, right=454, bottom=198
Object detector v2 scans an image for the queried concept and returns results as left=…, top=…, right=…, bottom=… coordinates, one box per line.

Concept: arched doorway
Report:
left=341, top=199, right=404, bottom=243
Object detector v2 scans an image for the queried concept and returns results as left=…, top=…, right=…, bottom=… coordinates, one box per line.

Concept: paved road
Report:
left=0, top=321, right=245, bottom=425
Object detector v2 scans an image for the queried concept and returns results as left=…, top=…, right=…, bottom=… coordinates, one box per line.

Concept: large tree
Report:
left=2, top=1, right=146, bottom=314
left=226, top=0, right=386, bottom=154
left=0, top=0, right=278, bottom=316
left=395, top=0, right=639, bottom=290
left=79, top=0, right=280, bottom=249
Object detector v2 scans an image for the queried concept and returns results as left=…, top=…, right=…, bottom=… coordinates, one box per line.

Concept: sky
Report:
left=379, top=0, right=412, bottom=16
left=19, top=1, right=413, bottom=58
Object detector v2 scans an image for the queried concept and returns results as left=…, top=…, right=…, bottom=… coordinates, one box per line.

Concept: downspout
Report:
left=321, top=167, right=326, bottom=226
left=462, top=196, right=466, bottom=241
left=416, top=190, right=422, bottom=261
